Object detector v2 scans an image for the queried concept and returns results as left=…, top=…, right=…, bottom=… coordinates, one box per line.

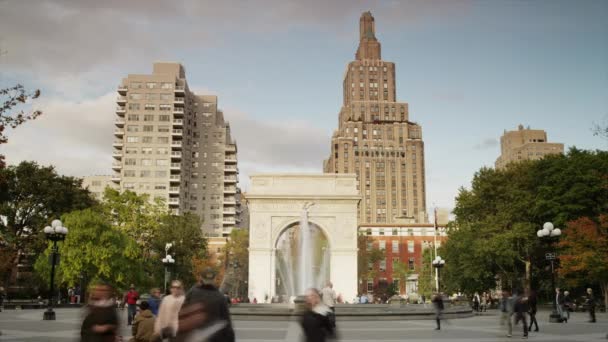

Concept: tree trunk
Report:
left=524, top=259, right=531, bottom=292
left=601, top=282, right=608, bottom=312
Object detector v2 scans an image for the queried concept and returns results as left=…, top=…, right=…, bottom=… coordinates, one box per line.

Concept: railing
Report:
left=171, top=163, right=180, bottom=168
left=114, top=129, right=124, bottom=134
left=171, top=152, right=182, bottom=157
left=116, top=106, right=126, bottom=111
left=172, top=129, right=183, bottom=134
left=171, top=141, right=182, bottom=147
left=173, top=119, right=183, bottom=124
left=174, top=97, right=185, bottom=103
left=169, top=187, right=180, bottom=192
left=117, top=96, right=127, bottom=101
left=175, top=85, right=185, bottom=90
left=169, top=175, right=180, bottom=180
left=113, top=140, right=123, bottom=145
left=173, top=108, right=184, bottom=113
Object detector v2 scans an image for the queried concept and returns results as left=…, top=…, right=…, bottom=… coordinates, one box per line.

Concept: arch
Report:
left=273, top=218, right=333, bottom=250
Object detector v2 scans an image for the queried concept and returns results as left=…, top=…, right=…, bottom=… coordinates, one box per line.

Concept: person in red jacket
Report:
left=123, top=284, right=139, bottom=326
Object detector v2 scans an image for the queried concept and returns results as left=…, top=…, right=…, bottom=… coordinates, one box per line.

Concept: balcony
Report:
left=224, top=187, right=237, bottom=194
left=168, top=198, right=180, bottom=206
left=224, top=176, right=237, bottom=183
left=116, top=96, right=127, bottom=104
left=224, top=157, right=237, bottom=164
left=112, top=140, right=123, bottom=148
left=116, top=106, right=126, bottom=115
left=171, top=141, right=182, bottom=149
left=175, top=85, right=185, bottom=93
left=223, top=209, right=236, bottom=215
left=170, top=162, right=181, bottom=170
left=223, top=219, right=236, bottom=226
left=173, top=97, right=185, bottom=106
left=111, top=175, right=121, bottom=183
left=172, top=129, right=183, bottom=136
left=117, top=84, right=128, bottom=94
left=172, top=119, right=183, bottom=126
left=115, top=119, right=125, bottom=127
left=111, top=162, right=122, bottom=171
left=112, top=151, right=123, bottom=159
left=169, top=175, right=181, bottom=182
left=224, top=166, right=238, bottom=173
left=169, top=186, right=180, bottom=194
left=226, top=145, right=237, bottom=152
left=224, top=197, right=236, bottom=205
left=171, top=151, right=182, bottom=159
left=114, top=129, right=124, bottom=137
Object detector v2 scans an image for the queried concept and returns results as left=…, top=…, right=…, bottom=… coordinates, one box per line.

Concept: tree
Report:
left=0, top=85, right=42, bottom=168
left=357, top=234, right=385, bottom=294
left=223, top=229, right=249, bottom=298
left=0, top=161, right=96, bottom=287
left=391, top=260, right=411, bottom=295
left=34, top=209, right=143, bottom=291
left=558, top=216, right=608, bottom=309
left=417, top=247, right=434, bottom=298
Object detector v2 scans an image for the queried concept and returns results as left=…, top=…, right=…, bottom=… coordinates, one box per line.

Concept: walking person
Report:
left=80, top=282, right=118, bottom=342
left=124, top=284, right=139, bottom=326
left=555, top=288, right=565, bottom=322
left=155, top=280, right=185, bottom=341
left=527, top=289, right=539, bottom=332
left=513, top=290, right=529, bottom=339
left=432, top=292, right=444, bottom=330
left=130, top=301, right=155, bottom=342
left=563, top=290, right=573, bottom=322
left=586, top=288, right=597, bottom=323
left=300, top=288, right=336, bottom=342
left=176, top=267, right=235, bottom=342
left=148, top=288, right=162, bottom=316
left=481, top=292, right=488, bottom=313
left=321, top=281, right=337, bottom=329
left=0, top=286, right=5, bottom=312
left=473, top=292, right=480, bottom=313
left=499, top=289, right=514, bottom=338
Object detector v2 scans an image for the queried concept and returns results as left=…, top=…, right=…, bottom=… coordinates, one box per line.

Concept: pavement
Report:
left=0, top=308, right=606, bottom=341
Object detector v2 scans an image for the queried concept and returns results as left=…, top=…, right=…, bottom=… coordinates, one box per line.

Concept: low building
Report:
left=495, top=124, right=564, bottom=169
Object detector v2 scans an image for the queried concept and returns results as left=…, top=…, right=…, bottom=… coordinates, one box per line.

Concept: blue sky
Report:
left=1, top=0, right=607, bottom=212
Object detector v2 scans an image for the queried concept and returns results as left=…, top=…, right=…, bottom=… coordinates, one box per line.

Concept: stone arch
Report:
left=273, top=218, right=333, bottom=250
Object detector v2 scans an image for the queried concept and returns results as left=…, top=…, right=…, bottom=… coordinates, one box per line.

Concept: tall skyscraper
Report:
left=495, top=124, right=564, bottom=169
left=324, top=12, right=427, bottom=224
left=112, top=62, right=240, bottom=237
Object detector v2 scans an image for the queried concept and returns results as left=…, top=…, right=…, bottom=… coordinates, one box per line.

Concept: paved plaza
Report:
left=0, top=308, right=606, bottom=341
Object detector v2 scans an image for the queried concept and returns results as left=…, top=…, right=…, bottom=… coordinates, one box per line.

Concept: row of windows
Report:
left=125, top=136, right=172, bottom=144
left=369, top=257, right=416, bottom=272
left=127, top=103, right=173, bottom=111
left=123, top=170, right=168, bottom=178
left=129, top=82, right=174, bottom=89
left=128, top=93, right=173, bottom=100
left=124, top=158, right=169, bottom=166
left=126, top=125, right=172, bottom=133
left=127, top=114, right=172, bottom=121
left=125, top=147, right=169, bottom=154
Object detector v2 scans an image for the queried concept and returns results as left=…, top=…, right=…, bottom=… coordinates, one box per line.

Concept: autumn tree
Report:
left=0, top=85, right=42, bottom=168
left=223, top=228, right=249, bottom=298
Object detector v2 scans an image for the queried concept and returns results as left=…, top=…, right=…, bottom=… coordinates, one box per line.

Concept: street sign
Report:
left=545, top=253, right=556, bottom=260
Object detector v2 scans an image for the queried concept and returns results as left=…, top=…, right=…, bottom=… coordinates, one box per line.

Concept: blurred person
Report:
left=563, top=290, right=573, bottom=322
left=513, top=289, right=528, bottom=339
left=481, top=292, right=488, bottom=312
left=176, top=267, right=234, bottom=342
left=131, top=301, right=155, bottom=342
left=300, top=288, right=336, bottom=342
left=586, top=288, right=597, bottom=323
left=432, top=292, right=444, bottom=330
left=148, top=288, right=162, bottom=316
left=527, top=289, right=539, bottom=332
left=321, top=281, right=337, bottom=328
left=472, top=292, right=480, bottom=313
left=80, top=282, right=118, bottom=342
left=155, top=280, right=185, bottom=341
left=499, top=289, right=514, bottom=338
left=124, top=284, right=140, bottom=325
left=0, top=286, right=5, bottom=311
left=555, top=287, right=565, bottom=322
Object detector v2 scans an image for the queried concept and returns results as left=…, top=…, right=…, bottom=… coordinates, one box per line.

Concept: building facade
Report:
left=495, top=124, right=564, bottom=169
left=324, top=12, right=428, bottom=224
left=82, top=175, right=117, bottom=201
left=112, top=62, right=240, bottom=237
left=359, top=224, right=447, bottom=296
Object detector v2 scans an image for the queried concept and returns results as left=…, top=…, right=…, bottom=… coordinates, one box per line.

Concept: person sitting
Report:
left=131, top=301, right=155, bottom=342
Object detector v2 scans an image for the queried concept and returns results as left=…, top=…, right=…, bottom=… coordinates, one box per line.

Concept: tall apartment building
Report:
left=82, top=175, right=117, bottom=201
left=495, top=124, right=564, bottom=169
left=324, top=12, right=427, bottom=224
left=112, top=62, right=239, bottom=237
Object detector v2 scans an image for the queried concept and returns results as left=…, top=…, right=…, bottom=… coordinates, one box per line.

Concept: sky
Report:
left=1, top=0, right=607, bottom=213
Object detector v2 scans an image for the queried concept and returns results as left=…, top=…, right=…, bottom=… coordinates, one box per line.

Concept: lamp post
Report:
left=432, top=256, right=445, bottom=292
left=536, top=222, right=562, bottom=323
left=42, top=219, right=68, bottom=320
left=162, top=242, right=175, bottom=294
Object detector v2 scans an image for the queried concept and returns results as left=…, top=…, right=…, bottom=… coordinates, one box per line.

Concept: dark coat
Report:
left=528, top=294, right=538, bottom=311
left=300, top=308, right=335, bottom=342
left=80, top=304, right=118, bottom=342
left=176, top=284, right=235, bottom=342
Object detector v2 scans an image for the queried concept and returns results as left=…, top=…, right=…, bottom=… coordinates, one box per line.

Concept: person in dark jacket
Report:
left=176, top=267, right=235, bottom=342
left=513, top=290, right=528, bottom=339
left=131, top=301, right=155, bottom=342
left=300, top=288, right=336, bottom=342
left=148, top=288, right=161, bottom=316
left=527, top=289, right=539, bottom=332
left=432, top=293, right=445, bottom=330
left=586, top=288, right=597, bottom=323
left=80, top=283, right=119, bottom=342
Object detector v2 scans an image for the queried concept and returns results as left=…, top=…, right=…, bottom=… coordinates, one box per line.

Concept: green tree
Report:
left=357, top=234, right=385, bottom=294
left=0, top=161, right=96, bottom=287
left=391, top=260, right=411, bottom=294
left=34, top=209, right=143, bottom=291
left=223, top=228, right=249, bottom=297
left=417, top=247, right=434, bottom=298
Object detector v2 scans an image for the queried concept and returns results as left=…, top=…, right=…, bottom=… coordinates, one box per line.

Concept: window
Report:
left=155, top=170, right=167, bottom=178
left=146, top=93, right=159, bottom=100
left=160, top=93, right=172, bottom=100
left=128, top=103, right=140, bottom=110
left=380, top=259, right=386, bottom=271
left=145, top=104, right=155, bottom=111
left=393, top=279, right=399, bottom=291
left=161, top=82, right=173, bottom=89
left=144, top=114, right=154, bottom=122
left=127, top=114, right=139, bottom=121
left=146, top=82, right=157, bottom=89
left=392, top=228, right=398, bottom=236
left=159, top=104, right=172, bottom=111
left=140, top=170, right=151, bottom=177
left=141, top=159, right=152, bottom=166
left=124, top=158, right=136, bottom=166
left=392, top=240, right=399, bottom=253
left=123, top=182, right=135, bottom=189
left=159, top=115, right=171, bottom=121
left=130, top=82, right=143, bottom=89
left=407, top=241, right=414, bottom=253
left=126, top=125, right=139, bottom=132
left=156, top=159, right=168, bottom=166
left=125, top=147, right=137, bottom=154
left=366, top=241, right=372, bottom=251
left=157, top=137, right=169, bottom=143
left=154, top=184, right=166, bottom=190
left=123, top=170, right=135, bottom=177
left=367, top=280, right=373, bottom=292
left=126, top=136, right=139, bottom=143
left=142, top=136, right=153, bottom=143
left=158, top=125, right=170, bottom=133
left=408, top=257, right=415, bottom=270
left=379, top=240, right=386, bottom=250
left=157, top=148, right=168, bottom=154
left=129, top=93, right=142, bottom=100
left=143, top=125, right=153, bottom=132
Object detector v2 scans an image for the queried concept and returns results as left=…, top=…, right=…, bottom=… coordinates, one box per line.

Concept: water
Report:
left=275, top=205, right=329, bottom=297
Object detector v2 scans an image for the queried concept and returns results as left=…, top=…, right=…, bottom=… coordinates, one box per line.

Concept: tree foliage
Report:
left=0, top=85, right=42, bottom=168
left=0, top=161, right=96, bottom=285
left=443, top=149, right=608, bottom=296
left=417, top=247, right=434, bottom=298
left=357, top=234, right=385, bottom=293
left=222, top=228, right=249, bottom=297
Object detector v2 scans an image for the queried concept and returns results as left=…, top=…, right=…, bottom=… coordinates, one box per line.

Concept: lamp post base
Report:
left=549, top=311, right=562, bottom=323
left=43, top=308, right=56, bottom=320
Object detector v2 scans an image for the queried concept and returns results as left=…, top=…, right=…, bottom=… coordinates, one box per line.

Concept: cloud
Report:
left=3, top=92, right=115, bottom=176
left=474, top=138, right=499, bottom=150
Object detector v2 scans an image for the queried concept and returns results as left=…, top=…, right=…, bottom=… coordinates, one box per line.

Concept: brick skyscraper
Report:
left=324, top=12, right=427, bottom=224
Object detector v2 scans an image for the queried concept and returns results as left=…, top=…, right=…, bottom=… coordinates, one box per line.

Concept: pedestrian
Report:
left=563, top=290, right=572, bottom=322
left=154, top=280, right=185, bottom=341
left=80, top=282, right=118, bottom=342
left=421, top=294, right=426, bottom=304
left=176, top=267, right=235, bottom=342
left=0, top=286, right=5, bottom=312
left=499, top=289, right=514, bottom=338
left=473, top=292, right=480, bottom=313
left=527, top=289, right=539, bottom=332
left=130, top=301, right=155, bottom=342
left=481, top=292, right=488, bottom=313
left=148, top=288, right=162, bottom=316
left=432, top=292, right=444, bottom=330
left=555, top=287, right=565, bottom=322
left=585, top=288, right=597, bottom=323
left=321, top=281, right=337, bottom=328
left=124, top=284, right=140, bottom=326
left=300, top=288, right=336, bottom=342
left=513, top=289, right=528, bottom=339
